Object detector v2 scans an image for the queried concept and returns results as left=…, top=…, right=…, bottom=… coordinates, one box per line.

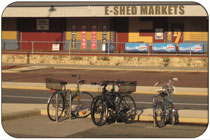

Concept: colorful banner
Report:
left=81, top=31, right=86, bottom=49
left=178, top=43, right=204, bottom=53
left=91, top=31, right=97, bottom=49
left=125, top=43, right=149, bottom=52
left=152, top=43, right=176, bottom=53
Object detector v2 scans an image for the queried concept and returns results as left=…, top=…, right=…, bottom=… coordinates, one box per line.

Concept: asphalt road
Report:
left=2, top=68, right=208, bottom=88
left=2, top=89, right=208, bottom=110
left=2, top=115, right=207, bottom=138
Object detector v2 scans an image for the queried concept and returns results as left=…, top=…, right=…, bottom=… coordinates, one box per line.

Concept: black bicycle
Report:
left=46, top=74, right=93, bottom=121
left=91, top=80, right=137, bottom=126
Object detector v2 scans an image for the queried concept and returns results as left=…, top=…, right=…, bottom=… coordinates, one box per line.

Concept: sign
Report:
left=178, top=43, right=204, bottom=53
left=3, top=4, right=207, bottom=17
left=155, top=28, right=163, bottom=40
left=152, top=43, right=176, bottom=52
left=37, top=19, right=49, bottom=30
left=125, top=43, right=149, bottom=52
left=52, top=44, right=60, bottom=51
left=105, top=5, right=185, bottom=16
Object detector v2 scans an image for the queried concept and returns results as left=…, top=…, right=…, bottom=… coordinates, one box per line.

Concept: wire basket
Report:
left=46, top=78, right=67, bottom=90
left=119, top=81, right=137, bottom=93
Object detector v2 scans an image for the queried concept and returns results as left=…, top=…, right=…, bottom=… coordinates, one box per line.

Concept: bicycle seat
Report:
left=60, top=81, right=67, bottom=85
left=91, top=82, right=98, bottom=85
left=156, top=89, right=166, bottom=93
left=79, top=80, right=85, bottom=84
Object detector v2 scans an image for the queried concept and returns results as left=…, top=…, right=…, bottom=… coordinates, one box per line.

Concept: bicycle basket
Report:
left=46, top=78, right=67, bottom=90
left=119, top=81, right=137, bottom=93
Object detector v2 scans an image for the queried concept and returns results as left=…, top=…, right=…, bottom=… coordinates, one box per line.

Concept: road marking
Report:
left=135, top=101, right=208, bottom=106
left=2, top=95, right=49, bottom=100
left=2, top=95, right=208, bottom=106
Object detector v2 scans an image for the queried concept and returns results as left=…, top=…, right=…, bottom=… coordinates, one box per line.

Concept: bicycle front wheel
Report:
left=153, top=101, right=165, bottom=128
left=47, top=91, right=65, bottom=121
left=118, top=94, right=137, bottom=123
left=91, top=96, right=107, bottom=126
left=71, top=91, right=93, bottom=118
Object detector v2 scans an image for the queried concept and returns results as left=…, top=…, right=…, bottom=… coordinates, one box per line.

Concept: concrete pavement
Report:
left=2, top=63, right=208, bottom=73
left=1, top=103, right=208, bottom=125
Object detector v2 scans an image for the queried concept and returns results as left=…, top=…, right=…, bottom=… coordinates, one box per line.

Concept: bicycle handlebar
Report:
left=90, top=81, right=116, bottom=86
left=72, top=74, right=78, bottom=77
left=90, top=80, right=128, bottom=87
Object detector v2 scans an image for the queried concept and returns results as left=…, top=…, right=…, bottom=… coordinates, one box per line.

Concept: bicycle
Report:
left=46, top=74, right=93, bottom=121
left=91, top=80, right=137, bottom=126
left=153, top=77, right=179, bottom=128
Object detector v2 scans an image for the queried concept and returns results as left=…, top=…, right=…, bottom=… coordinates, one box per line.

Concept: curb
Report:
left=54, top=66, right=208, bottom=73
left=2, top=109, right=41, bottom=121
left=40, top=109, right=208, bottom=125
left=2, top=108, right=208, bottom=125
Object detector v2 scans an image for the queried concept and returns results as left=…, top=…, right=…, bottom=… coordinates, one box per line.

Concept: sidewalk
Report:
left=2, top=103, right=208, bottom=125
left=2, top=63, right=208, bottom=73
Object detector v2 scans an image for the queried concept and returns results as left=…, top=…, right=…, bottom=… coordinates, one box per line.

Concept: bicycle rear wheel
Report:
left=168, top=102, right=178, bottom=125
left=71, top=91, right=93, bottom=118
left=153, top=101, right=165, bottom=128
left=47, top=91, right=65, bottom=121
left=118, top=94, right=137, bottom=123
left=91, top=96, right=107, bottom=126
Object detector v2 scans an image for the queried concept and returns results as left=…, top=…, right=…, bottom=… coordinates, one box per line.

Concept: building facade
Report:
left=2, top=2, right=208, bottom=54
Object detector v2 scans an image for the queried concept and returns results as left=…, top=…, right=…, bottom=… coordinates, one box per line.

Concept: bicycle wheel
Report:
left=170, top=111, right=178, bottom=125
left=47, top=91, right=65, bottom=121
left=118, top=94, right=137, bottom=123
left=153, top=101, right=165, bottom=128
left=71, top=91, right=93, bottom=118
left=168, top=102, right=178, bottom=125
left=167, top=101, right=176, bottom=125
left=91, top=96, right=107, bottom=126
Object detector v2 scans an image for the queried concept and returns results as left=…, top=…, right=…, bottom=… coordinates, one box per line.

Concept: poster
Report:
left=125, top=43, right=149, bottom=52
left=152, top=43, right=176, bottom=53
left=81, top=31, right=86, bottom=49
left=178, top=43, right=204, bottom=53
left=91, top=31, right=97, bottom=49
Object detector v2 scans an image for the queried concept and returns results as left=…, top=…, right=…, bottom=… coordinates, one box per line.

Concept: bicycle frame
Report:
left=71, top=75, right=83, bottom=99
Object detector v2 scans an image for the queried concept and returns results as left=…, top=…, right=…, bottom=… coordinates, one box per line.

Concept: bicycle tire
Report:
left=167, top=101, right=177, bottom=125
left=91, top=96, right=107, bottom=126
left=153, top=101, right=165, bottom=128
left=118, top=94, right=137, bottom=124
left=47, top=91, right=65, bottom=121
left=71, top=91, right=93, bottom=118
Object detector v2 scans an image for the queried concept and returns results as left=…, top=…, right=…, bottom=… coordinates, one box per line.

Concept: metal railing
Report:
left=1, top=40, right=208, bottom=56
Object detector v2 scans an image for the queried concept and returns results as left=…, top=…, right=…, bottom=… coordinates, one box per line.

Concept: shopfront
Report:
left=2, top=2, right=208, bottom=54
